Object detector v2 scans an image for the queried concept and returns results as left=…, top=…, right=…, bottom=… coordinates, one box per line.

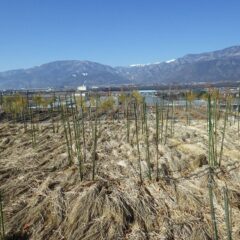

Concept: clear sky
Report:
left=0, top=0, right=239, bottom=71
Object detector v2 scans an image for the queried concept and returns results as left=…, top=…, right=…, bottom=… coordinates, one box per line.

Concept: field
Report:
left=0, top=90, right=239, bottom=240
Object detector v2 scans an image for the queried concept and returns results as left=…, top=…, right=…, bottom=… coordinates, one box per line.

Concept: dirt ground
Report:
left=0, top=113, right=239, bottom=239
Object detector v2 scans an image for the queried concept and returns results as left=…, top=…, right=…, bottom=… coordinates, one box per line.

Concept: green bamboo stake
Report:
left=164, top=100, right=170, bottom=145
left=170, top=99, right=174, bottom=136
left=133, top=102, right=143, bottom=184
left=0, top=192, right=5, bottom=240
left=208, top=169, right=218, bottom=240
left=80, top=94, right=86, bottom=163
left=30, top=107, right=36, bottom=148
left=188, top=95, right=191, bottom=126
left=160, top=97, right=164, bottom=143
left=141, top=101, right=145, bottom=134
left=223, top=186, right=232, bottom=240
left=60, top=99, right=72, bottom=165
left=143, top=102, right=152, bottom=180
left=66, top=102, right=73, bottom=161
left=208, top=93, right=217, bottom=167
left=238, top=87, right=240, bottom=137
left=155, top=102, right=160, bottom=181
left=213, top=93, right=218, bottom=163
left=50, top=100, right=55, bottom=133
left=0, top=92, right=2, bottom=106
left=92, top=95, right=99, bottom=180
left=208, top=94, right=213, bottom=167
left=21, top=96, right=27, bottom=133
left=185, top=92, right=189, bottom=125
left=219, top=97, right=229, bottom=166
left=126, top=103, right=130, bottom=143
left=73, top=94, right=83, bottom=180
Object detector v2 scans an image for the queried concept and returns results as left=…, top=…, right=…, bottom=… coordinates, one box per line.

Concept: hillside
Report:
left=0, top=61, right=130, bottom=89
left=1, top=46, right=240, bottom=89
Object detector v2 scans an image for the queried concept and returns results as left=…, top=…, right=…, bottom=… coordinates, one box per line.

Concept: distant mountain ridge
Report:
left=0, top=60, right=130, bottom=89
left=117, top=45, right=240, bottom=84
left=0, top=45, right=240, bottom=89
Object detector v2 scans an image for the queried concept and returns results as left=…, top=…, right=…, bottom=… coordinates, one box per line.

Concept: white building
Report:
left=76, top=85, right=87, bottom=97
left=77, top=85, right=87, bottom=91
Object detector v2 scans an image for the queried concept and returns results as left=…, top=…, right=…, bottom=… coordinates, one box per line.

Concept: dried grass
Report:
left=0, top=115, right=239, bottom=239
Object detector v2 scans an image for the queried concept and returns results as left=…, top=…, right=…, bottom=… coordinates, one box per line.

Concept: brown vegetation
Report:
left=0, top=91, right=239, bottom=240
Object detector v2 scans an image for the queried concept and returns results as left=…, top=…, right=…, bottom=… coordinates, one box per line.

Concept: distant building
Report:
left=77, top=85, right=87, bottom=91
left=76, top=84, right=87, bottom=97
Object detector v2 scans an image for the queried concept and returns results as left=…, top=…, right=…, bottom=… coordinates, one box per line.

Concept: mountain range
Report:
left=1, top=45, right=240, bottom=89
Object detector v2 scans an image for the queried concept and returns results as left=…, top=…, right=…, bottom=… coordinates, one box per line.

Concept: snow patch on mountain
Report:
left=165, top=59, right=176, bottom=63
left=129, top=61, right=161, bottom=67
left=129, top=64, right=147, bottom=67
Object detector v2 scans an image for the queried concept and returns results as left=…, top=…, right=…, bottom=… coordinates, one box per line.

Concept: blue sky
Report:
left=0, top=0, right=239, bottom=71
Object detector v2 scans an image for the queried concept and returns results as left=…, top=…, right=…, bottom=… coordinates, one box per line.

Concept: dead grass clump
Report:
left=64, top=180, right=158, bottom=240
